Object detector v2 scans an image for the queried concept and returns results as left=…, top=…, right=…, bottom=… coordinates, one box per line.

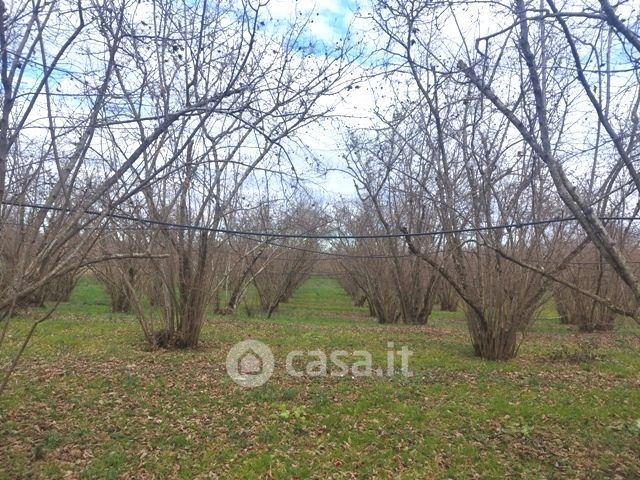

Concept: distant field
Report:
left=1, top=276, right=639, bottom=479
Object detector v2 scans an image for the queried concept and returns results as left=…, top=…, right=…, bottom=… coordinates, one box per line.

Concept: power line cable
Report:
left=3, top=200, right=639, bottom=241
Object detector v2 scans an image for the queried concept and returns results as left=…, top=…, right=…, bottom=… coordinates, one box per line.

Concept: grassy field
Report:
left=1, top=276, right=639, bottom=479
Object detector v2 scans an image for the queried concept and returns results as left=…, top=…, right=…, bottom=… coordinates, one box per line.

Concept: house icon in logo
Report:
left=238, top=349, right=263, bottom=375
left=226, top=340, right=274, bottom=388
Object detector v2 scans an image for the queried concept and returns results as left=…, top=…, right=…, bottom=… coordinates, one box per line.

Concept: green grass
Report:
left=1, top=276, right=639, bottom=479
left=55, top=276, right=113, bottom=316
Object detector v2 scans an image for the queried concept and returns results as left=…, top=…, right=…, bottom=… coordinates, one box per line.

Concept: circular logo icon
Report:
left=226, top=340, right=274, bottom=388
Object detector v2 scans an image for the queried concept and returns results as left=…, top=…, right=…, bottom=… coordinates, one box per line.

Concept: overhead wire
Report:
left=3, top=200, right=640, bottom=243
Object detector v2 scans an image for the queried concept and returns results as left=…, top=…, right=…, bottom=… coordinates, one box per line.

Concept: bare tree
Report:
left=250, top=198, right=326, bottom=318
left=0, top=0, right=360, bottom=390
left=107, top=0, right=358, bottom=347
left=335, top=196, right=439, bottom=326
left=348, top=1, right=575, bottom=358
left=454, top=0, right=640, bottom=321
left=0, top=0, right=215, bottom=392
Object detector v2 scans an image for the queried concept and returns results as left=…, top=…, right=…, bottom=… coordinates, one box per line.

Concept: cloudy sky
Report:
left=257, top=0, right=505, bottom=200
left=262, top=0, right=380, bottom=199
